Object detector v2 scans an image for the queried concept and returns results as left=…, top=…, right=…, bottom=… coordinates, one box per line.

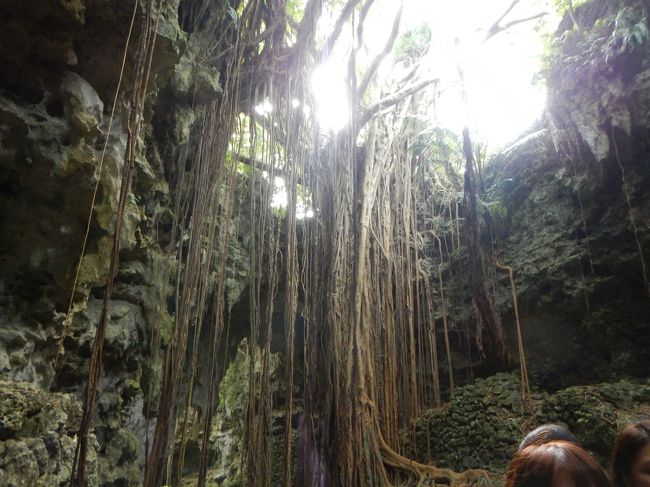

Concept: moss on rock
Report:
left=0, top=379, right=99, bottom=486
left=405, top=373, right=650, bottom=475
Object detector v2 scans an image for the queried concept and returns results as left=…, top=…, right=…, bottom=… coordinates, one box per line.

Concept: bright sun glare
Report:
left=311, top=61, right=350, bottom=132
left=310, top=0, right=559, bottom=148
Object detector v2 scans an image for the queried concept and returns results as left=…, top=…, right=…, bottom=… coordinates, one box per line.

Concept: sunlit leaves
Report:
left=394, top=23, right=432, bottom=64
left=286, top=0, right=306, bottom=23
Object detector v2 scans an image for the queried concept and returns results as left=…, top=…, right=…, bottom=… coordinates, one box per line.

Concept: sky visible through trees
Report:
left=310, top=0, right=559, bottom=147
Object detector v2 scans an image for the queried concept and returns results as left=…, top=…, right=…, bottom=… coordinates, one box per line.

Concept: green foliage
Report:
left=234, top=0, right=246, bottom=17
left=394, top=24, right=432, bottom=64
left=551, top=0, right=591, bottom=16
left=411, top=127, right=464, bottom=194
left=479, top=195, right=508, bottom=220
left=234, top=160, right=252, bottom=175
left=480, top=171, right=514, bottom=220
left=410, top=125, right=510, bottom=249
left=540, top=3, right=649, bottom=85
left=286, top=0, right=305, bottom=23
left=609, top=7, right=650, bottom=57
left=410, top=127, right=465, bottom=249
left=412, top=127, right=462, bottom=169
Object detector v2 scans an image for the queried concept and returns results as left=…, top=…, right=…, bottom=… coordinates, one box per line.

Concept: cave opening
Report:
left=0, top=0, right=649, bottom=486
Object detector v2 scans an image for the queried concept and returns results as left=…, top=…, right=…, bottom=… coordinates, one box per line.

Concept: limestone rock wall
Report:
left=435, top=0, right=650, bottom=389
left=0, top=380, right=99, bottom=487
left=0, top=0, right=249, bottom=484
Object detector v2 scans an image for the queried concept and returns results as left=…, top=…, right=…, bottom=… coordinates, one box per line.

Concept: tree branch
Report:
left=356, top=4, right=403, bottom=101
left=356, top=76, right=438, bottom=129
left=349, top=0, right=376, bottom=103
left=484, top=11, right=548, bottom=41
left=291, top=0, right=325, bottom=65
left=247, top=16, right=289, bottom=48
left=355, top=0, right=376, bottom=50
left=485, top=0, right=520, bottom=38
left=396, top=58, right=423, bottom=87
left=567, top=0, right=581, bottom=30
left=318, top=0, right=361, bottom=61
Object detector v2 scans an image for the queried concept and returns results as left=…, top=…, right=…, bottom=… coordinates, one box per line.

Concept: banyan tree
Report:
left=61, top=0, right=546, bottom=485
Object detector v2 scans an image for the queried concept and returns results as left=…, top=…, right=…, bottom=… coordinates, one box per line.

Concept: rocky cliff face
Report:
left=0, top=0, right=649, bottom=485
left=487, top=0, right=650, bottom=389
left=0, top=0, right=249, bottom=484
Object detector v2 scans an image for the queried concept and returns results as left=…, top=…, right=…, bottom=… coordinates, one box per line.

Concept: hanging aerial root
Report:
left=436, top=236, right=455, bottom=398
left=495, top=261, right=530, bottom=405
left=71, top=0, right=161, bottom=484
left=611, top=126, right=650, bottom=298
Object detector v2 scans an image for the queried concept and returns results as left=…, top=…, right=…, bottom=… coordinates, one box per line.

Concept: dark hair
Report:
left=505, top=440, right=611, bottom=487
left=612, top=421, right=650, bottom=487
left=519, top=424, right=579, bottom=452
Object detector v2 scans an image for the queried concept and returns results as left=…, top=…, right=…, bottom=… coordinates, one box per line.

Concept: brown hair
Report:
left=612, top=421, right=650, bottom=487
left=505, top=440, right=611, bottom=487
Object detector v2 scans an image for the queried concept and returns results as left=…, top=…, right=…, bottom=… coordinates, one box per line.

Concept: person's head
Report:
left=613, top=421, right=650, bottom=487
left=505, top=440, right=611, bottom=487
left=519, top=424, right=580, bottom=452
